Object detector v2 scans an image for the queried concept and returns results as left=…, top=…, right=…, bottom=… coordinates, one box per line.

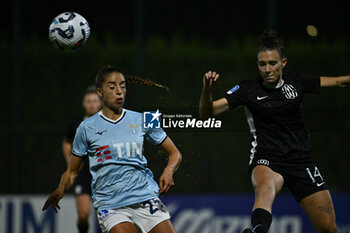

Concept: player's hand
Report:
left=203, top=70, right=220, bottom=87
left=158, top=168, right=174, bottom=195
left=42, top=188, right=64, bottom=213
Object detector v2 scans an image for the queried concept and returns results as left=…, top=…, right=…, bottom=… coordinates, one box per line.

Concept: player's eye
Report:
left=258, top=62, right=266, bottom=67
left=109, top=86, right=115, bottom=89
left=269, top=61, right=277, bottom=66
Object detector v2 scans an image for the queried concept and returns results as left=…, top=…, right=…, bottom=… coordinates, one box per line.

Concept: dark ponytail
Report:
left=256, top=29, right=285, bottom=58
left=124, top=75, right=169, bottom=91
left=95, top=65, right=169, bottom=91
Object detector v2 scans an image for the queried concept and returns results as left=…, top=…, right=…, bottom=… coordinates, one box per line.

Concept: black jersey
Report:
left=65, top=116, right=85, bottom=143
left=225, top=72, right=320, bottom=163
left=65, top=116, right=92, bottom=196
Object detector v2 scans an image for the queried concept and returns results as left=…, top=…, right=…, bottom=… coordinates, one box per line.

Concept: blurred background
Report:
left=2, top=0, right=350, bottom=232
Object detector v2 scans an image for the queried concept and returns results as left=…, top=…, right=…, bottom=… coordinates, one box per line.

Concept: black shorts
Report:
left=73, top=158, right=92, bottom=196
left=248, top=156, right=328, bottom=202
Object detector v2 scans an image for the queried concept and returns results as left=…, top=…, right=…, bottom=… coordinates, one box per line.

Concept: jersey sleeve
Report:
left=224, top=83, right=246, bottom=109
left=145, top=127, right=167, bottom=145
left=72, top=124, right=89, bottom=157
left=295, top=73, right=320, bottom=94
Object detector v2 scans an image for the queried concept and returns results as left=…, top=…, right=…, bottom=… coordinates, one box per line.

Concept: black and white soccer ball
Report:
left=49, top=12, right=90, bottom=52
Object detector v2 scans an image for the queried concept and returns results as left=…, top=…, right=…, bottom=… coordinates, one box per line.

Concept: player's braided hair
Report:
left=124, top=75, right=169, bottom=91
left=256, top=29, right=285, bottom=58
left=95, top=65, right=169, bottom=91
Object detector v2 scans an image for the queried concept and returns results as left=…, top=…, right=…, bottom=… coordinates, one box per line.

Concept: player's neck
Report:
left=263, top=77, right=284, bottom=89
left=101, top=107, right=124, bottom=121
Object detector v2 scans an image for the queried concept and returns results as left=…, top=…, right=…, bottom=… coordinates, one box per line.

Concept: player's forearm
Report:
left=57, top=169, right=78, bottom=192
left=321, top=75, right=350, bottom=87
left=199, top=86, right=214, bottom=118
left=336, top=75, right=350, bottom=87
left=165, top=151, right=182, bottom=176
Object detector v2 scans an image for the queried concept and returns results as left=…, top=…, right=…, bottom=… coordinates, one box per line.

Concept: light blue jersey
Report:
left=72, top=109, right=167, bottom=211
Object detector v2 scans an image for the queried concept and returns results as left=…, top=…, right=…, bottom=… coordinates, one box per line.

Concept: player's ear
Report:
left=282, top=57, right=287, bottom=68
left=97, top=87, right=103, bottom=97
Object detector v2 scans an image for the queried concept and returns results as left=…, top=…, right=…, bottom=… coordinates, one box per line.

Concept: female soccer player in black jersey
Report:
left=199, top=29, right=350, bottom=233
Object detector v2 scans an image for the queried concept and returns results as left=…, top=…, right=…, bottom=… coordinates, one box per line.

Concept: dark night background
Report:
left=2, top=0, right=350, bottom=195
left=4, top=1, right=350, bottom=41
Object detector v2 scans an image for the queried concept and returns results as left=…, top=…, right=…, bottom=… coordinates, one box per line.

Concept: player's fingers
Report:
left=51, top=203, right=58, bottom=213
left=160, top=185, right=167, bottom=194
left=214, top=74, right=220, bottom=82
left=207, top=71, right=212, bottom=79
left=162, top=180, right=174, bottom=193
left=158, top=179, right=165, bottom=193
left=165, top=182, right=174, bottom=193
left=159, top=178, right=164, bottom=188
left=160, top=179, right=172, bottom=194
left=42, top=197, right=53, bottom=211
left=42, top=201, right=49, bottom=211
left=212, top=71, right=217, bottom=78
left=53, top=203, right=61, bottom=213
left=159, top=187, right=166, bottom=195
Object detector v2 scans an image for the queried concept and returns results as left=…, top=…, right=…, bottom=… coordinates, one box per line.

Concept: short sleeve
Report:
left=224, top=84, right=245, bottom=109
left=145, top=127, right=167, bottom=145
left=295, top=73, right=320, bottom=94
left=72, top=124, right=89, bottom=157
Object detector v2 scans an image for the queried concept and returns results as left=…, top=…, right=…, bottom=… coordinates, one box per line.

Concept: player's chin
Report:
left=115, top=103, right=124, bottom=109
left=264, top=76, right=278, bottom=84
left=109, top=103, right=124, bottom=112
left=115, top=101, right=124, bottom=106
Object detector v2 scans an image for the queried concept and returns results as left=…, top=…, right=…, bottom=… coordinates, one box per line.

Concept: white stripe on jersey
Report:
left=243, top=107, right=257, bottom=165
left=98, top=109, right=125, bottom=123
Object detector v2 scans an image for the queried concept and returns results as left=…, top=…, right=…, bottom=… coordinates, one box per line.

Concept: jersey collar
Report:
left=260, top=77, right=285, bottom=89
left=275, top=79, right=285, bottom=88
left=99, top=109, right=126, bottom=124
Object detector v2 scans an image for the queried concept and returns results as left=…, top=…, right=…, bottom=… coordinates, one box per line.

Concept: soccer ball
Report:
left=48, top=12, right=90, bottom=52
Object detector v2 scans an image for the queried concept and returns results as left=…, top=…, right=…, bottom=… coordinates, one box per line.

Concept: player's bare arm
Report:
left=320, top=75, right=350, bottom=87
left=42, top=155, right=84, bottom=213
left=200, top=71, right=230, bottom=118
left=158, top=137, right=182, bottom=195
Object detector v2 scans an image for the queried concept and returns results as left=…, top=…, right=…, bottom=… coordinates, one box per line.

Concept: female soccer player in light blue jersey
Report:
left=43, top=65, right=182, bottom=233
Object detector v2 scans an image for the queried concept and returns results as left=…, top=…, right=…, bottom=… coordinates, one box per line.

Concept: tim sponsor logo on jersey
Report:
left=95, top=142, right=143, bottom=162
left=143, top=110, right=222, bottom=129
